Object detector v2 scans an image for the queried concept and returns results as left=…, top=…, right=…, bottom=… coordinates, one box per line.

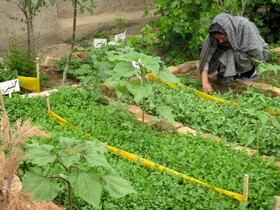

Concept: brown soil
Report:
left=212, top=80, right=247, bottom=95
left=40, top=67, right=78, bottom=91
left=38, top=43, right=79, bottom=91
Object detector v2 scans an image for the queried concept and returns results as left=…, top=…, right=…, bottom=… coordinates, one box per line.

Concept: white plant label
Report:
left=0, top=79, right=20, bottom=95
left=114, top=31, right=126, bottom=42
left=93, top=38, right=107, bottom=48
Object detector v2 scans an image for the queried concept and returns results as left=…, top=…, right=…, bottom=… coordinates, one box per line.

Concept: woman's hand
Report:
left=202, top=81, right=213, bottom=94
left=201, top=70, right=213, bottom=94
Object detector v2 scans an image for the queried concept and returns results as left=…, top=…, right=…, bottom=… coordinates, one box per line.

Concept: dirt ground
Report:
left=38, top=43, right=78, bottom=91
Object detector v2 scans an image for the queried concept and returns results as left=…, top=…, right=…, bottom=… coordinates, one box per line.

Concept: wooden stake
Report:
left=243, top=174, right=249, bottom=199
left=36, top=57, right=40, bottom=79
left=46, top=98, right=51, bottom=111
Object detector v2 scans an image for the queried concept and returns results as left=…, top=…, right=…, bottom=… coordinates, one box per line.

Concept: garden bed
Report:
left=2, top=86, right=280, bottom=209
left=2, top=44, right=280, bottom=209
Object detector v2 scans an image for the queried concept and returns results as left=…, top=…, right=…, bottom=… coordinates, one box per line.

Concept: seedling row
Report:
left=4, top=87, right=280, bottom=209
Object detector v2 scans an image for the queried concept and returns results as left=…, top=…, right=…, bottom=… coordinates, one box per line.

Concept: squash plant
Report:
left=104, top=46, right=180, bottom=125
left=23, top=136, right=135, bottom=209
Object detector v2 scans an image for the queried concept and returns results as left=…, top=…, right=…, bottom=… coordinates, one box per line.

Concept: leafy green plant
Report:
left=245, top=0, right=280, bottom=44
left=117, top=82, right=280, bottom=158
left=114, top=10, right=128, bottom=33
left=104, top=46, right=180, bottom=125
left=255, top=59, right=280, bottom=87
left=126, top=36, right=158, bottom=57
left=267, top=47, right=279, bottom=63
left=4, top=37, right=36, bottom=77
left=0, top=68, right=18, bottom=82
left=0, top=92, right=51, bottom=209
left=140, top=0, right=280, bottom=65
left=67, top=45, right=181, bottom=125
left=214, top=0, right=249, bottom=16
left=4, top=86, right=280, bottom=209
left=141, top=0, right=220, bottom=64
left=23, top=136, right=135, bottom=209
left=94, top=31, right=110, bottom=39
left=56, top=56, right=86, bottom=76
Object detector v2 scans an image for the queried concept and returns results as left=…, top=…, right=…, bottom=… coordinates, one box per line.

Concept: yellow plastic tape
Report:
left=106, top=145, right=247, bottom=202
left=17, top=76, right=40, bottom=93
left=48, top=111, right=91, bottom=138
left=146, top=73, right=278, bottom=115
left=48, top=110, right=247, bottom=202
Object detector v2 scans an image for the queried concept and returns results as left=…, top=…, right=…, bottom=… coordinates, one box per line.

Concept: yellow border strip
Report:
left=146, top=73, right=279, bottom=115
left=17, top=76, right=40, bottom=93
left=48, top=110, right=247, bottom=202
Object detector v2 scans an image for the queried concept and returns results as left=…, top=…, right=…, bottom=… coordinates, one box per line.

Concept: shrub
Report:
left=4, top=37, right=36, bottom=77
left=245, top=1, right=280, bottom=44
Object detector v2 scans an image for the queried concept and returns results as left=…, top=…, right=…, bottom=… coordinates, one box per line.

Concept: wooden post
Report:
left=36, top=57, right=40, bottom=79
left=243, top=174, right=249, bottom=199
left=46, top=98, right=51, bottom=111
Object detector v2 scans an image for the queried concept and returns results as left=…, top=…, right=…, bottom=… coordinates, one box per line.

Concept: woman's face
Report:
left=213, top=34, right=229, bottom=44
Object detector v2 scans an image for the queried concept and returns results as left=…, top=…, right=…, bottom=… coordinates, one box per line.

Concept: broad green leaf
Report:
left=73, top=64, right=92, bottom=76
left=59, top=150, right=80, bottom=168
left=69, top=169, right=102, bottom=207
left=23, top=167, right=60, bottom=202
left=141, top=56, right=161, bottom=75
left=245, top=136, right=256, bottom=147
left=127, top=83, right=152, bottom=103
left=156, top=105, right=174, bottom=122
left=94, top=61, right=113, bottom=80
left=113, top=62, right=138, bottom=78
left=28, top=144, right=56, bottom=165
left=79, top=140, right=107, bottom=153
left=84, top=152, right=111, bottom=168
left=107, top=49, right=135, bottom=62
left=125, top=51, right=142, bottom=61
left=59, top=136, right=78, bottom=148
left=102, top=171, right=136, bottom=198
left=115, top=85, right=129, bottom=98
left=157, top=68, right=181, bottom=83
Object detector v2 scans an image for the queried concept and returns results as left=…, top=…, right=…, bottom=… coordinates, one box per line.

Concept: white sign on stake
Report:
left=114, top=31, right=126, bottom=42
left=0, top=79, right=20, bottom=96
left=93, top=38, right=107, bottom=48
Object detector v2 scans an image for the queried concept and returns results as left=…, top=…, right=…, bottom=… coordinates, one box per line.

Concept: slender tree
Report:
left=1, top=0, right=53, bottom=55
left=61, top=0, right=94, bottom=86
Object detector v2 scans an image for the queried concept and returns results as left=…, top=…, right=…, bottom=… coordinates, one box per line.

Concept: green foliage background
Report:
left=140, top=0, right=280, bottom=65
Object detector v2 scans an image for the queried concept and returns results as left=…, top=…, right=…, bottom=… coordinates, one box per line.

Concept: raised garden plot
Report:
left=55, top=46, right=280, bottom=160
left=4, top=86, right=280, bottom=209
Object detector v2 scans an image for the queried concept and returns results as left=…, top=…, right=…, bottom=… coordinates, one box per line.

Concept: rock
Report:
left=44, top=56, right=60, bottom=69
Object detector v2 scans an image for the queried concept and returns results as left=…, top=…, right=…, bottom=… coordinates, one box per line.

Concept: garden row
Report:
left=4, top=86, right=280, bottom=209
left=54, top=45, right=280, bottom=160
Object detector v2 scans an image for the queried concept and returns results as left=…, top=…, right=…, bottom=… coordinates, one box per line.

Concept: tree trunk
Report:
left=26, top=17, right=32, bottom=56
left=62, top=0, right=77, bottom=86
